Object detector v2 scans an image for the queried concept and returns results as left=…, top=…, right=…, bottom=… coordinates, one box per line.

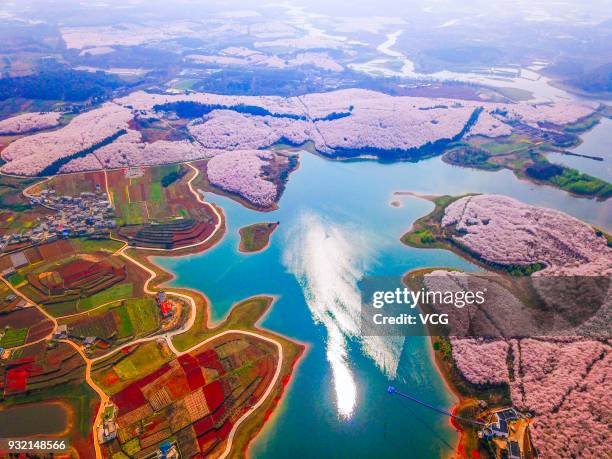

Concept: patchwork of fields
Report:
left=92, top=334, right=278, bottom=458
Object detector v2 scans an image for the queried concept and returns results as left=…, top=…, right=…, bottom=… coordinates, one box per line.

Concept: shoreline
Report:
left=402, top=267, right=496, bottom=459
left=134, top=195, right=313, bottom=454
left=120, top=164, right=307, bottom=456
left=114, top=218, right=306, bottom=458
left=238, top=222, right=279, bottom=254
left=190, top=157, right=299, bottom=214
left=105, top=239, right=307, bottom=458
left=108, top=226, right=305, bottom=457
left=244, top=341, right=309, bottom=458
left=6, top=162, right=306, bottom=459
left=401, top=267, right=464, bottom=456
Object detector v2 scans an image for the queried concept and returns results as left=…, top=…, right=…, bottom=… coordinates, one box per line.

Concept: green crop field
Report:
left=0, top=327, right=28, bottom=347
left=71, top=238, right=123, bottom=254
left=8, top=272, right=26, bottom=287
left=114, top=342, right=170, bottom=380
left=126, top=298, right=159, bottom=335
left=45, top=300, right=79, bottom=316
left=77, top=283, right=133, bottom=311
left=479, top=136, right=530, bottom=155
left=155, top=163, right=181, bottom=180
left=119, top=203, right=145, bottom=225
left=112, top=298, right=159, bottom=338
left=115, top=306, right=133, bottom=337
left=122, top=438, right=141, bottom=456
left=171, top=78, right=199, bottom=90
left=148, top=182, right=162, bottom=202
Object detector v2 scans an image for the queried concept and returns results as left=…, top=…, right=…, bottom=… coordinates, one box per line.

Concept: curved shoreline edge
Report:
left=401, top=267, right=492, bottom=459
left=5, top=163, right=305, bottom=459
left=397, top=193, right=512, bottom=458
left=238, top=222, right=279, bottom=254
left=396, top=190, right=612, bottom=458
left=100, top=164, right=306, bottom=458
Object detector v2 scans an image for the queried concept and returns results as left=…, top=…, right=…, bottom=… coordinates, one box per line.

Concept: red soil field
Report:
left=5, top=365, right=30, bottom=392
left=165, top=372, right=191, bottom=399
left=50, top=170, right=106, bottom=195
left=24, top=315, right=54, bottom=342
left=179, top=354, right=207, bottom=390
left=103, top=370, right=120, bottom=387
left=1, top=343, right=85, bottom=396
left=56, top=256, right=125, bottom=288
left=202, top=380, right=224, bottom=413
left=112, top=383, right=147, bottom=413
left=0, top=306, right=48, bottom=329
left=194, top=348, right=225, bottom=375
left=193, top=415, right=214, bottom=437
left=37, top=239, right=74, bottom=259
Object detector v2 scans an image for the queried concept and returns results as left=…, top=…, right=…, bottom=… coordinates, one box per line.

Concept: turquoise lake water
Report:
left=155, top=151, right=610, bottom=458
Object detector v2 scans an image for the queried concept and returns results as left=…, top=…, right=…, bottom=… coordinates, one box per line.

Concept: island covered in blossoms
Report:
left=1, top=88, right=610, bottom=205
left=402, top=193, right=611, bottom=458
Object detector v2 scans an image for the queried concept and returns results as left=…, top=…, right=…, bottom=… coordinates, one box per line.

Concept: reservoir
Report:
left=156, top=149, right=609, bottom=457
left=551, top=117, right=612, bottom=183
left=0, top=402, right=68, bottom=437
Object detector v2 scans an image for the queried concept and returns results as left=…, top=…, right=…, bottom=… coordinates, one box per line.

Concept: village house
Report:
left=1, top=190, right=117, bottom=253
left=479, top=407, right=533, bottom=459
left=54, top=324, right=68, bottom=339
left=156, top=291, right=174, bottom=319
left=97, top=404, right=118, bottom=444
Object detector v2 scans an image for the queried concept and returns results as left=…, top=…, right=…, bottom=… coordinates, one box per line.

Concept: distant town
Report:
left=1, top=188, right=115, bottom=251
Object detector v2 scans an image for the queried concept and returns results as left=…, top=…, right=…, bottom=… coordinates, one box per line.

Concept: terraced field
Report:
left=123, top=218, right=216, bottom=249
left=46, top=163, right=220, bottom=250
left=18, top=252, right=128, bottom=314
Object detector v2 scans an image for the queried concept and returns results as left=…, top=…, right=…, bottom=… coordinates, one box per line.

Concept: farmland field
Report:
left=124, top=298, right=159, bottom=335
left=0, top=174, right=49, bottom=237
left=0, top=307, right=54, bottom=345
left=0, top=327, right=28, bottom=347
left=149, top=182, right=162, bottom=202
left=107, top=165, right=190, bottom=225
left=77, top=282, right=134, bottom=311
left=96, top=332, right=282, bottom=459
left=15, top=251, right=129, bottom=313
left=65, top=312, right=117, bottom=340
left=118, top=202, right=145, bottom=226
left=71, top=237, right=123, bottom=254
left=8, top=272, right=26, bottom=286
left=43, top=170, right=107, bottom=196
left=60, top=296, right=160, bottom=345
left=110, top=341, right=172, bottom=384
left=0, top=282, right=22, bottom=313
left=474, top=135, right=532, bottom=155
left=109, top=164, right=219, bottom=249
left=37, top=165, right=220, bottom=249
left=113, top=297, right=159, bottom=338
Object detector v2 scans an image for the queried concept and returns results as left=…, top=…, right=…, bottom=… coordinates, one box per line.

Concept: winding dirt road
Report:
left=5, top=162, right=286, bottom=459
